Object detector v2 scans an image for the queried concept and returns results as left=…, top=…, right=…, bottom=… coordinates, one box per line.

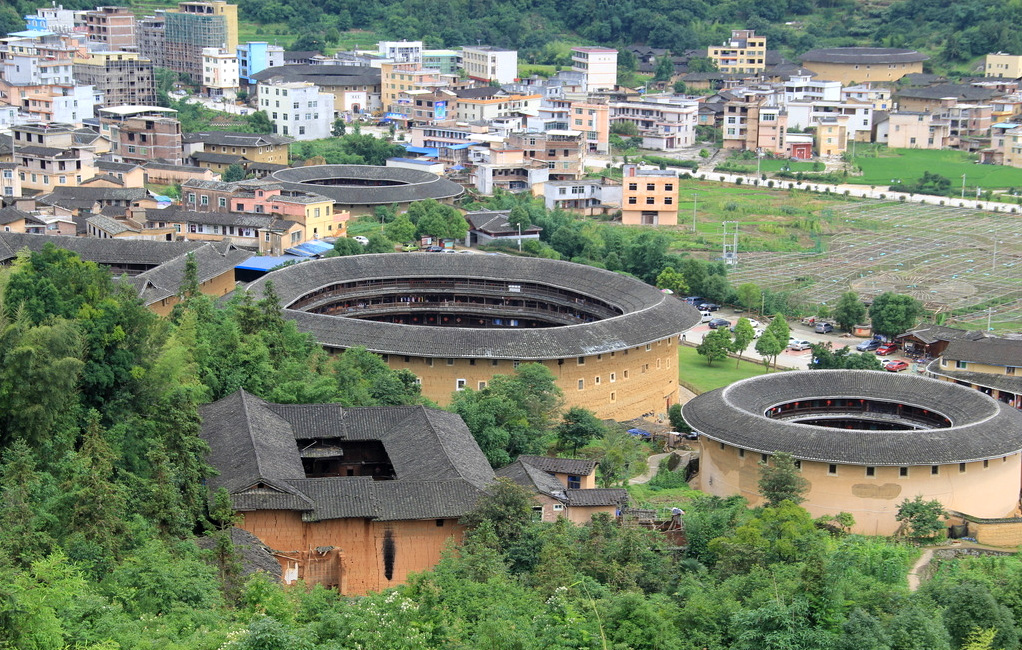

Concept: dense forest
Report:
left=4, top=0, right=1022, bottom=68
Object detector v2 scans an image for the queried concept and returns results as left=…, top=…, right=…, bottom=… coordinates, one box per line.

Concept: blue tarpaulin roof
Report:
left=235, top=255, right=308, bottom=271
left=446, top=142, right=482, bottom=150
left=388, top=157, right=436, bottom=165
left=627, top=428, right=652, bottom=438
left=403, top=145, right=440, bottom=156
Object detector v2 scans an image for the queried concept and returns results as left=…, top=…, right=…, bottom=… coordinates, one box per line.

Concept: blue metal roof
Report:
left=446, top=142, right=482, bottom=150
left=235, top=255, right=308, bottom=271
left=388, top=157, right=436, bottom=165
left=403, top=145, right=440, bottom=156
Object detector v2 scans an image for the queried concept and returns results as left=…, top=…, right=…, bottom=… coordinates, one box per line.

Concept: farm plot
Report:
left=727, top=202, right=1022, bottom=332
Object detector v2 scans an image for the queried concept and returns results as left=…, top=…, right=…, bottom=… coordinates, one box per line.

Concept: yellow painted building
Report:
left=708, top=30, right=766, bottom=74
left=621, top=164, right=679, bottom=226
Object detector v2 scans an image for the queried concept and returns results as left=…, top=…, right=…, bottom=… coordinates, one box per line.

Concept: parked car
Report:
left=856, top=339, right=882, bottom=352
left=352, top=235, right=369, bottom=245
left=814, top=322, right=834, bottom=334
left=400, top=243, right=419, bottom=252
left=700, top=311, right=713, bottom=323
left=885, top=360, right=910, bottom=372
left=731, top=318, right=762, bottom=331
left=789, top=339, right=812, bottom=351
left=879, top=358, right=897, bottom=369
left=424, top=245, right=444, bottom=252
left=684, top=296, right=705, bottom=305
left=708, top=318, right=731, bottom=329
left=875, top=343, right=899, bottom=356
left=753, top=327, right=765, bottom=338
left=699, top=303, right=720, bottom=311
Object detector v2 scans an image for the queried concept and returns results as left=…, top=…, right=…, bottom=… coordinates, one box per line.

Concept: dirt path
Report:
left=630, top=452, right=672, bottom=485
left=907, top=548, right=934, bottom=591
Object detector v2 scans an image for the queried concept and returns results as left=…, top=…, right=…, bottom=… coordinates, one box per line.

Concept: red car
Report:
left=885, top=360, right=909, bottom=372
left=875, top=343, right=898, bottom=355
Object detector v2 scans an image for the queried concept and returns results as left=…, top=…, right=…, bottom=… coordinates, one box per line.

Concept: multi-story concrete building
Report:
left=83, top=7, right=136, bottom=52
left=566, top=99, right=610, bottom=154
left=237, top=41, right=284, bottom=86
left=876, top=111, right=950, bottom=149
left=621, top=164, right=678, bottom=226
left=815, top=115, right=848, bottom=156
left=708, top=29, right=767, bottom=74
left=786, top=98, right=873, bottom=142
left=136, top=14, right=166, bottom=68
left=509, top=130, right=584, bottom=180
left=841, top=83, right=892, bottom=111
left=9, top=83, right=95, bottom=123
left=452, top=87, right=541, bottom=122
left=0, top=162, right=22, bottom=198
left=377, top=40, right=422, bottom=64
left=257, top=80, right=334, bottom=140
left=783, top=73, right=840, bottom=104
left=98, top=105, right=183, bottom=164
left=23, top=5, right=77, bottom=33
left=984, top=53, right=1022, bottom=79
left=722, top=92, right=788, bottom=154
left=609, top=98, right=698, bottom=151
left=163, top=1, right=238, bottom=81
left=571, top=47, right=617, bottom=92
left=544, top=177, right=621, bottom=215
left=380, top=62, right=453, bottom=116
left=461, top=46, right=518, bottom=84
left=11, top=123, right=97, bottom=193
left=201, top=47, right=239, bottom=97
left=182, top=131, right=292, bottom=166
left=73, top=51, right=156, bottom=107
left=422, top=49, right=459, bottom=75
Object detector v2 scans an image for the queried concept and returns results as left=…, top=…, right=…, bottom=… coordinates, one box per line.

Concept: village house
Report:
left=496, top=455, right=628, bottom=524
left=928, top=336, right=1022, bottom=410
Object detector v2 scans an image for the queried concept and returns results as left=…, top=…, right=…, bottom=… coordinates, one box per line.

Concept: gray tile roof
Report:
left=895, top=84, right=1000, bottom=102
left=200, top=391, right=496, bottom=521
left=129, top=241, right=252, bottom=305
left=245, top=254, right=699, bottom=359
left=898, top=325, right=984, bottom=345
left=496, top=459, right=568, bottom=498
left=42, top=186, right=150, bottom=202
left=800, top=47, right=928, bottom=65
left=252, top=63, right=381, bottom=88
left=0, top=207, right=35, bottom=226
left=268, top=164, right=463, bottom=205
left=0, top=232, right=207, bottom=265
left=942, top=338, right=1022, bottom=368
left=518, top=455, right=596, bottom=476
left=86, top=214, right=135, bottom=235
left=183, top=131, right=293, bottom=147
left=192, top=151, right=246, bottom=165
left=465, top=210, right=540, bottom=235
left=926, top=359, right=1022, bottom=395
left=683, top=370, right=1022, bottom=466
left=564, top=488, right=628, bottom=507
left=150, top=207, right=273, bottom=229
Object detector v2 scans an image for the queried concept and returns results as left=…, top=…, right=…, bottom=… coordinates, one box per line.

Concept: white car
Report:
left=788, top=339, right=812, bottom=351
left=754, top=327, right=765, bottom=338
left=352, top=235, right=369, bottom=245
left=700, top=311, right=713, bottom=323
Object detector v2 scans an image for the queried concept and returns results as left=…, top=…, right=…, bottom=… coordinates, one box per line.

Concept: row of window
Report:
left=627, top=182, right=674, bottom=192
left=627, top=196, right=672, bottom=205
left=727, top=443, right=1008, bottom=475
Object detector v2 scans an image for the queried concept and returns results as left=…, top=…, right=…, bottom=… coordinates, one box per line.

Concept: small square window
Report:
left=738, top=449, right=745, bottom=458
left=478, top=381, right=487, bottom=390
left=931, top=466, right=939, bottom=475
left=578, top=356, right=585, bottom=365
left=610, top=372, right=616, bottom=382
left=959, top=463, right=966, bottom=473
left=761, top=453, right=768, bottom=463
left=552, top=504, right=564, bottom=511
left=610, top=392, right=616, bottom=402
left=595, top=376, right=601, bottom=385
left=984, top=459, right=990, bottom=468
left=578, top=379, right=584, bottom=390
left=900, top=467, right=909, bottom=477
left=456, top=378, right=466, bottom=391
left=446, top=358, right=454, bottom=366
left=865, top=466, right=875, bottom=477
left=492, top=360, right=499, bottom=366
left=828, top=464, right=838, bottom=475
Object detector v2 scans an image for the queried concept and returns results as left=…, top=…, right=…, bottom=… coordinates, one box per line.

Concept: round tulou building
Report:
left=248, top=254, right=700, bottom=420
left=683, top=370, right=1022, bottom=535
left=268, top=164, right=464, bottom=215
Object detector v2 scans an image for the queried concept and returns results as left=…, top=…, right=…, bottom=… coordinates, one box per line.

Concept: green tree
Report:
left=655, top=265, right=689, bottom=296
left=809, top=343, right=883, bottom=370
left=653, top=54, right=675, bottom=82
left=731, top=317, right=756, bottom=366
left=757, top=316, right=789, bottom=369
left=384, top=214, right=417, bottom=243
left=459, top=477, right=535, bottom=551
left=586, top=427, right=647, bottom=487
left=247, top=110, right=275, bottom=134
left=222, top=163, right=246, bottom=183
left=555, top=406, right=605, bottom=454
left=833, top=291, right=867, bottom=332
left=364, top=233, right=394, bottom=253
left=868, top=292, right=924, bottom=338
left=702, top=273, right=731, bottom=303
left=332, top=347, right=421, bottom=406
left=896, top=495, right=946, bottom=540
left=888, top=605, right=952, bottom=650
left=836, top=608, right=891, bottom=650
left=409, top=199, right=469, bottom=241
left=332, top=238, right=366, bottom=256
left=206, top=487, right=243, bottom=604
left=737, top=282, right=761, bottom=312
left=697, top=327, right=731, bottom=366
left=687, top=56, right=718, bottom=72
left=927, top=581, right=1019, bottom=650
left=758, top=451, right=809, bottom=507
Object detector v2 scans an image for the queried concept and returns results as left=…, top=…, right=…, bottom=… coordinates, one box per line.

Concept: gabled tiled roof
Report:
left=800, top=47, right=928, bottom=65
left=564, top=488, right=628, bottom=507
left=0, top=207, right=34, bottom=226
left=518, top=455, right=597, bottom=477
left=898, top=325, right=984, bottom=345
left=0, top=232, right=207, bottom=265
left=129, top=241, right=252, bottom=305
left=942, top=338, right=1022, bottom=368
left=86, top=214, right=135, bottom=235
left=496, top=460, right=567, bottom=498
left=683, top=370, right=1022, bottom=466
left=192, top=151, right=246, bottom=165
left=183, top=131, right=293, bottom=147
left=200, top=391, right=496, bottom=521
left=269, top=164, right=463, bottom=205
left=465, top=210, right=540, bottom=235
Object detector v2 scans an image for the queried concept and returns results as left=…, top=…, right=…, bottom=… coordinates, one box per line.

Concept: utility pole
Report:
left=993, top=239, right=999, bottom=273
left=722, top=220, right=739, bottom=267
left=517, top=223, right=522, bottom=252
left=692, top=192, right=697, bottom=232
left=961, top=173, right=967, bottom=199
